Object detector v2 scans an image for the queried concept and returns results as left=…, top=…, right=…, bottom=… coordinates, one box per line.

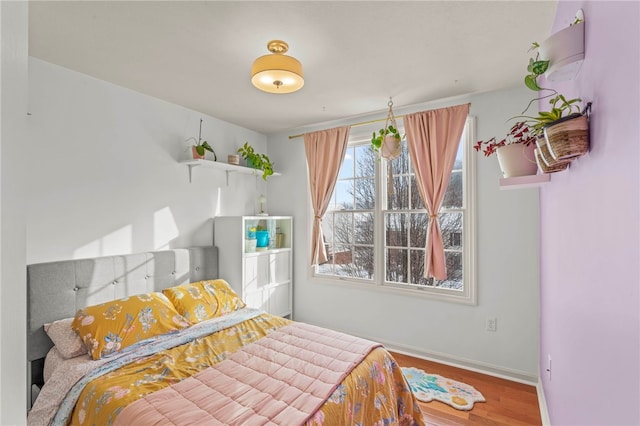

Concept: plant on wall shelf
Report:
left=474, top=121, right=536, bottom=157
left=512, top=94, right=582, bottom=137
left=237, top=142, right=274, bottom=180
left=185, top=118, right=217, bottom=160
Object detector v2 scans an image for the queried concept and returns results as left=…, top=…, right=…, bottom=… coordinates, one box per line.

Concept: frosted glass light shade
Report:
left=251, top=41, right=304, bottom=94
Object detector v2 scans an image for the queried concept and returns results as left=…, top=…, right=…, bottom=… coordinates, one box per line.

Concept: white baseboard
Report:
left=377, top=339, right=538, bottom=385
left=536, top=379, right=551, bottom=426
left=307, top=320, right=538, bottom=385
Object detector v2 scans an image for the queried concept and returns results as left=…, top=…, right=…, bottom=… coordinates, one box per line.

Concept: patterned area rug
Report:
left=402, top=367, right=486, bottom=410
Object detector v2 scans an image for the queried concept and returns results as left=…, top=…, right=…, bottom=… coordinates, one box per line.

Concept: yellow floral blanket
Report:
left=68, top=313, right=423, bottom=426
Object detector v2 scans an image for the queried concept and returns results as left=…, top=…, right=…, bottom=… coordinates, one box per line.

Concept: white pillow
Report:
left=44, top=318, right=86, bottom=359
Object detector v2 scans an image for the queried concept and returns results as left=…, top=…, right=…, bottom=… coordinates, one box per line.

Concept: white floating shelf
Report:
left=538, top=11, right=585, bottom=82
left=500, top=174, right=550, bottom=190
left=180, top=159, right=281, bottom=184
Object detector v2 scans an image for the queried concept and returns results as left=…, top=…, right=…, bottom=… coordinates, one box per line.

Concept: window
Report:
left=314, top=118, right=476, bottom=304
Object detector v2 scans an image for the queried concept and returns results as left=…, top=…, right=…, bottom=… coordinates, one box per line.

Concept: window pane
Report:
left=334, top=180, right=354, bottom=210
left=409, top=249, right=429, bottom=286
left=394, top=141, right=410, bottom=174
left=442, top=170, right=463, bottom=208
left=385, top=213, right=408, bottom=247
left=432, top=251, right=463, bottom=290
left=386, top=248, right=407, bottom=283
left=410, top=176, right=424, bottom=210
left=353, top=246, right=374, bottom=279
left=332, top=244, right=351, bottom=270
left=355, top=145, right=375, bottom=178
left=317, top=262, right=333, bottom=274
left=388, top=175, right=409, bottom=210
left=409, top=213, right=428, bottom=248
left=321, top=213, right=334, bottom=244
left=439, top=212, right=463, bottom=249
left=333, top=212, right=352, bottom=244
left=354, top=178, right=375, bottom=209
left=354, top=213, right=374, bottom=244
left=338, top=146, right=354, bottom=179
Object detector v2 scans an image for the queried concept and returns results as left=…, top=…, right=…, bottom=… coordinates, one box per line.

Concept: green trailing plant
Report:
left=237, top=142, right=274, bottom=180
left=521, top=16, right=582, bottom=114
left=371, top=125, right=401, bottom=152
left=512, top=94, right=582, bottom=136
left=524, top=42, right=550, bottom=92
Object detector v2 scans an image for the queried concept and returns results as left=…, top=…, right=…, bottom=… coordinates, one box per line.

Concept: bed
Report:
left=27, top=246, right=424, bottom=425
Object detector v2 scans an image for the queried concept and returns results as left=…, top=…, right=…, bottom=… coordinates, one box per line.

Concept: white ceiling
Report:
left=29, top=1, right=557, bottom=134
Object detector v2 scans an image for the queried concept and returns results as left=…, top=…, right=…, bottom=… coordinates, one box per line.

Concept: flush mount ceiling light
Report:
left=251, top=40, right=304, bottom=94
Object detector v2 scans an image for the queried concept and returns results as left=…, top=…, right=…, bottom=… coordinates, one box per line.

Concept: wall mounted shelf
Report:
left=500, top=174, right=550, bottom=190
left=538, top=10, right=585, bottom=81
left=180, top=159, right=281, bottom=184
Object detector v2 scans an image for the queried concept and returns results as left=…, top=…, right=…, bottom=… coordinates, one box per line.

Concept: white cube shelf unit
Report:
left=214, top=216, right=293, bottom=318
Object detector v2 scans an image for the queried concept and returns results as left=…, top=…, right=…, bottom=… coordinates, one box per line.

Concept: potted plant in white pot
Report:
left=474, top=121, right=538, bottom=178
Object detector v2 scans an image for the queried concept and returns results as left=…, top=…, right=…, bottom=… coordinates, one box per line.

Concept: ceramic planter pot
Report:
left=192, top=146, right=205, bottom=160
left=535, top=136, right=570, bottom=173
left=544, top=113, right=589, bottom=161
left=496, top=143, right=538, bottom=178
left=246, top=156, right=260, bottom=169
left=380, top=135, right=401, bottom=159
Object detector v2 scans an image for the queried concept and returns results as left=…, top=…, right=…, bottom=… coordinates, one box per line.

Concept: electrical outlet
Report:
left=547, top=354, right=552, bottom=380
left=486, top=317, right=497, bottom=332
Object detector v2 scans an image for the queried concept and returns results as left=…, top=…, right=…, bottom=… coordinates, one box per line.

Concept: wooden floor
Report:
left=391, top=351, right=542, bottom=426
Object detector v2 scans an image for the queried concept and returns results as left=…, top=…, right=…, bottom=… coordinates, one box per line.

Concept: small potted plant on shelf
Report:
left=185, top=118, right=217, bottom=161
left=475, top=121, right=538, bottom=178
left=237, top=142, right=274, bottom=180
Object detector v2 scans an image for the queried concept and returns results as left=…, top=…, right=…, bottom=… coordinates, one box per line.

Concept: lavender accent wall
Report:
left=540, top=2, right=640, bottom=425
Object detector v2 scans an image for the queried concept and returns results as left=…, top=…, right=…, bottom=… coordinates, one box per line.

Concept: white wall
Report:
left=267, top=86, right=541, bottom=381
left=1, top=1, right=28, bottom=423
left=27, top=58, right=268, bottom=264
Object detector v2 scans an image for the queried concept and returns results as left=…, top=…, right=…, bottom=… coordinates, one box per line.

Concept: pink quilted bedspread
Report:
left=113, top=322, right=381, bottom=425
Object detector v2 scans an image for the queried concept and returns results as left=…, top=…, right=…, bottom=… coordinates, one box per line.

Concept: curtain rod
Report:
left=288, top=114, right=406, bottom=140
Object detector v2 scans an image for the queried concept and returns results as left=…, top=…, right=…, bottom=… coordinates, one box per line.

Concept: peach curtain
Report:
left=404, top=103, right=470, bottom=280
left=304, top=126, right=351, bottom=265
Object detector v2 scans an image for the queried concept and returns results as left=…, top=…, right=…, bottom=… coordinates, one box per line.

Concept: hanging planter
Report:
left=371, top=98, right=402, bottom=160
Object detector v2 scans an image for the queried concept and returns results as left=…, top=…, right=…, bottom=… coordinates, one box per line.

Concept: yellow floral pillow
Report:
left=207, top=279, right=246, bottom=317
left=163, top=279, right=245, bottom=322
left=71, top=292, right=190, bottom=360
left=162, top=281, right=219, bottom=324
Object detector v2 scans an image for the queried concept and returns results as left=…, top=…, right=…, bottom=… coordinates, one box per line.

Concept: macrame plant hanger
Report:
left=382, top=98, right=401, bottom=195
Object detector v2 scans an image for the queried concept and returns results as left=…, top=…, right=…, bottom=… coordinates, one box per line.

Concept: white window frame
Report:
left=310, top=117, right=476, bottom=305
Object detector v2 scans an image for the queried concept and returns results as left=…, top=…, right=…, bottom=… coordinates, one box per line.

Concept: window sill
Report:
left=310, top=274, right=477, bottom=306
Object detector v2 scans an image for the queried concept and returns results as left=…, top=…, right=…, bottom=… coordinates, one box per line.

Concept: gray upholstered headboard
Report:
left=27, top=246, right=218, bottom=405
